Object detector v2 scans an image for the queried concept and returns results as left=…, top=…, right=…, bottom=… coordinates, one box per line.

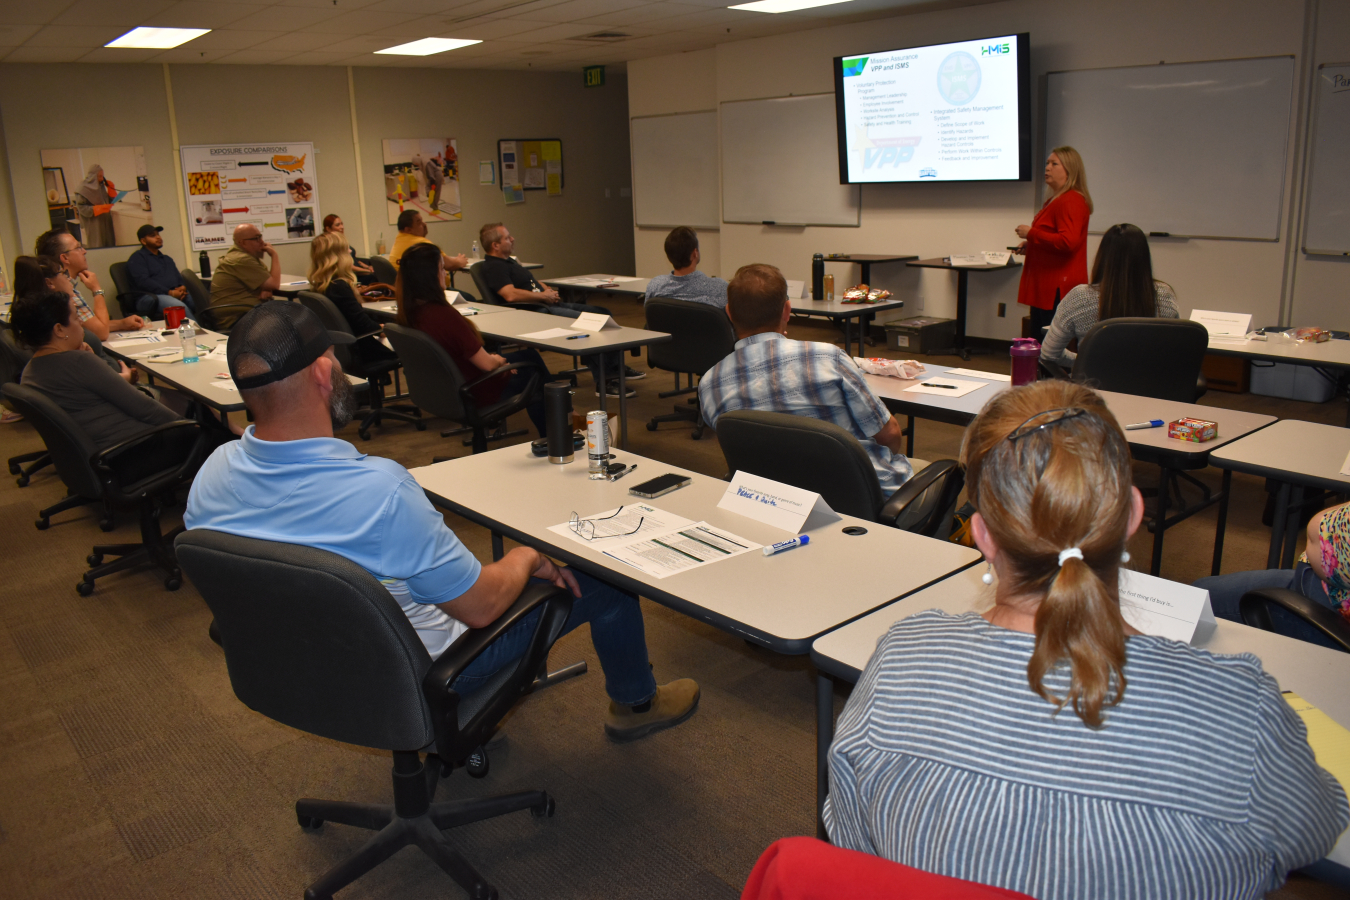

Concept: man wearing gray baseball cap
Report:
left=185, top=302, right=698, bottom=742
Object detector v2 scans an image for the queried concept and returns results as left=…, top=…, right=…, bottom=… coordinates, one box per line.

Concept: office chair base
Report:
left=10, top=448, right=50, bottom=486
left=357, top=405, right=424, bottom=442
left=647, top=404, right=705, bottom=439
left=296, top=752, right=554, bottom=900
left=76, top=509, right=183, bottom=595
left=36, top=492, right=110, bottom=531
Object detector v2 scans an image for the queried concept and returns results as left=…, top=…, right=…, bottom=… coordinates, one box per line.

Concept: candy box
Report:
left=1168, top=417, right=1217, bottom=442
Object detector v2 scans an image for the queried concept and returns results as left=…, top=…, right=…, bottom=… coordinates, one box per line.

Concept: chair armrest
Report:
left=878, top=459, right=959, bottom=529
left=352, top=328, right=382, bottom=341
left=1239, top=588, right=1350, bottom=653
left=459, top=359, right=546, bottom=402
left=424, top=583, right=574, bottom=691
left=93, top=419, right=199, bottom=466
left=1039, top=358, right=1071, bottom=381
left=92, top=419, right=208, bottom=494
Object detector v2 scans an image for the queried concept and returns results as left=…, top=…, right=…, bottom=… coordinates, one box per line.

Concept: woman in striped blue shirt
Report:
left=825, top=381, right=1348, bottom=900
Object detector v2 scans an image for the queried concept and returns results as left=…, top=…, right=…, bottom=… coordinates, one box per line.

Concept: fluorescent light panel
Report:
left=375, top=37, right=481, bottom=56
left=105, top=27, right=210, bottom=49
left=729, top=0, right=855, bottom=11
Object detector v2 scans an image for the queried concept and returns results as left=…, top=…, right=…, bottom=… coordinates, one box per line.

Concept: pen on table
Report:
left=1125, top=419, right=1165, bottom=430
left=565, top=333, right=589, bottom=340
left=921, top=382, right=958, bottom=390
left=608, top=464, right=635, bottom=483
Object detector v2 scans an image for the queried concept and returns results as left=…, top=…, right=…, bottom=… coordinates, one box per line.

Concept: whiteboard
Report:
left=631, top=112, right=719, bottom=229
left=1045, top=57, right=1295, bottom=240
left=721, top=94, right=860, bottom=227
left=1303, top=64, right=1350, bottom=255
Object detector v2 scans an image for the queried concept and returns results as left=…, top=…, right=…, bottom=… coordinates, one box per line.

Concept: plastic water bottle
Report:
left=179, top=321, right=198, bottom=363
left=470, top=240, right=481, bottom=261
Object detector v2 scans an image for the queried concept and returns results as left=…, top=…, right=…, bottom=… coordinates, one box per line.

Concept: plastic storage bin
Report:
left=1248, top=361, right=1336, bottom=403
left=884, top=317, right=956, bottom=355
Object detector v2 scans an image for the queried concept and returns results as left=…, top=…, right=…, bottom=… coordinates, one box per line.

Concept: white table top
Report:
left=278, top=274, right=311, bottom=289
left=791, top=297, right=906, bottom=318
left=472, top=308, right=670, bottom=355
left=1208, top=335, right=1350, bottom=369
left=812, top=564, right=1350, bottom=866
left=1210, top=419, right=1350, bottom=489
left=365, top=300, right=510, bottom=320
left=543, top=275, right=650, bottom=296
left=411, top=445, right=980, bottom=652
left=868, top=366, right=1276, bottom=457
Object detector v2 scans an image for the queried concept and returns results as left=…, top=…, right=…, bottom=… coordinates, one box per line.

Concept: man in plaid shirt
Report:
left=698, top=263, right=914, bottom=493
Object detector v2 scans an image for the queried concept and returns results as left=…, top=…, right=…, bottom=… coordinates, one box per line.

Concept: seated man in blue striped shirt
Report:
left=698, top=263, right=914, bottom=493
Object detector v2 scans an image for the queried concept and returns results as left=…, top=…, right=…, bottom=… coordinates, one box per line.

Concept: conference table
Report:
left=810, top=565, right=1350, bottom=878
left=905, top=257, right=1022, bottom=360
left=364, top=299, right=510, bottom=323
left=822, top=253, right=918, bottom=288
left=1204, top=334, right=1350, bottom=425
left=864, top=364, right=1276, bottom=576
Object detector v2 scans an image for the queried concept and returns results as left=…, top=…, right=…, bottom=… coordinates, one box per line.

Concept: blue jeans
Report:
left=548, top=302, right=624, bottom=384
left=502, top=348, right=552, bottom=437
left=1193, top=563, right=1342, bottom=648
left=452, top=570, right=657, bottom=706
left=138, top=293, right=192, bottom=316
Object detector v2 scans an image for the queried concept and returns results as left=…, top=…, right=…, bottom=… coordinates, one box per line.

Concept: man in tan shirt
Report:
left=209, top=224, right=281, bottom=328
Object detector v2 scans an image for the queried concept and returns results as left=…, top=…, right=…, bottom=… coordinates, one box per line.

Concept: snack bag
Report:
left=852, top=357, right=925, bottom=379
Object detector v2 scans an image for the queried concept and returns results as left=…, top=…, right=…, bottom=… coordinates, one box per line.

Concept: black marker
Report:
left=921, top=382, right=958, bottom=389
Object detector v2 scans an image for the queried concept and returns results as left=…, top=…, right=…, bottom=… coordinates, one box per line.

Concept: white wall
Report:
left=629, top=0, right=1343, bottom=337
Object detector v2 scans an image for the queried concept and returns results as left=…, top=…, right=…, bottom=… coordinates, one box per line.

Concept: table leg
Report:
left=1150, top=464, right=1171, bottom=576
left=617, top=364, right=629, bottom=450
left=492, top=531, right=504, bottom=562
left=816, top=672, right=834, bottom=841
left=954, top=270, right=970, bottom=361
left=1267, top=482, right=1291, bottom=569
left=596, top=350, right=609, bottom=420
left=859, top=261, right=871, bottom=286
left=842, top=316, right=854, bottom=359
left=1281, top=485, right=1304, bottom=569
left=1211, top=468, right=1232, bottom=576
left=906, top=415, right=915, bottom=458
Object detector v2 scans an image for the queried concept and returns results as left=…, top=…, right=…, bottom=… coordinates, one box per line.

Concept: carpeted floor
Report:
left=1, top=299, right=1347, bottom=899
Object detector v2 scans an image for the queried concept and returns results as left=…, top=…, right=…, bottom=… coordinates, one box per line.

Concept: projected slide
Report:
left=837, top=35, right=1024, bottom=183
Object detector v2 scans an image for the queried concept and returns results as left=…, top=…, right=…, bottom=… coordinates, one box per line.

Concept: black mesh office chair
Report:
left=644, top=297, right=736, bottom=439
left=716, top=410, right=964, bottom=538
left=2, top=383, right=206, bottom=594
left=1064, top=317, right=1210, bottom=402
left=383, top=323, right=543, bottom=456
left=296, top=291, right=424, bottom=441
left=369, top=255, right=398, bottom=286
left=469, top=261, right=548, bottom=312
left=180, top=268, right=254, bottom=333
left=174, top=530, right=572, bottom=900
left=0, top=327, right=51, bottom=486
left=1240, top=588, right=1350, bottom=653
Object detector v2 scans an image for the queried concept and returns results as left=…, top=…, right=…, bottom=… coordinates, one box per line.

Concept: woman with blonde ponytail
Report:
left=825, top=381, right=1347, bottom=900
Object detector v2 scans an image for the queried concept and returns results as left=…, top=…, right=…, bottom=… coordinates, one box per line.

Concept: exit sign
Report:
left=583, top=65, right=605, bottom=88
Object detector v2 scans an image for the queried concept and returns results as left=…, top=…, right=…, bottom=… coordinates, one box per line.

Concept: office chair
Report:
left=369, top=254, right=398, bottom=286
left=1239, top=588, right=1350, bottom=653
left=0, top=326, right=51, bottom=486
left=2, top=383, right=206, bottom=594
left=469, top=261, right=548, bottom=312
left=716, top=410, right=964, bottom=538
left=174, top=530, right=572, bottom=900
left=180, top=269, right=254, bottom=333
left=296, top=291, right=424, bottom=441
left=1058, top=317, right=1210, bottom=403
left=108, top=261, right=145, bottom=317
left=644, top=297, right=735, bottom=439
left=383, top=323, right=544, bottom=456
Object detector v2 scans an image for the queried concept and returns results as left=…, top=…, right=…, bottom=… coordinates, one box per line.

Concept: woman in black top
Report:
left=308, top=232, right=397, bottom=370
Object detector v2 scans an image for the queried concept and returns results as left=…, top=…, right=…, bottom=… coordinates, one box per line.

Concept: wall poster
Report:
left=498, top=139, right=562, bottom=193
left=382, top=138, right=460, bottom=224
left=40, top=145, right=153, bottom=248
left=179, top=142, right=317, bottom=251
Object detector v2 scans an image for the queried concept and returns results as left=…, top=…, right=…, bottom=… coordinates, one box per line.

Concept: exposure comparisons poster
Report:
left=180, top=143, right=318, bottom=251
left=837, top=35, right=1024, bottom=183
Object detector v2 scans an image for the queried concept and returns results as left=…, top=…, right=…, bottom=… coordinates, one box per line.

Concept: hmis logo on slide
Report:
left=981, top=42, right=1011, bottom=55
left=840, top=57, right=868, bottom=77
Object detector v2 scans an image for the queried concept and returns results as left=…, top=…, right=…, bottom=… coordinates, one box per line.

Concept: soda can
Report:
left=586, top=410, right=609, bottom=479
left=823, top=273, right=835, bottom=302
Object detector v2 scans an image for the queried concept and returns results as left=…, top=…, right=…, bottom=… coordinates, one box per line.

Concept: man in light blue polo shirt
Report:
left=184, top=302, right=699, bottom=742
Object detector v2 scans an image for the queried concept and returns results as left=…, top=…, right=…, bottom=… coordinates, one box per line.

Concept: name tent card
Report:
left=444, top=290, right=469, bottom=307
left=717, top=471, right=841, bottom=534
left=1118, top=569, right=1216, bottom=644
left=1190, top=309, right=1252, bottom=342
left=571, top=311, right=620, bottom=333
left=785, top=279, right=810, bottom=300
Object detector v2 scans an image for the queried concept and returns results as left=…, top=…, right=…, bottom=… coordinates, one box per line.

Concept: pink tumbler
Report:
left=1010, top=338, right=1040, bottom=386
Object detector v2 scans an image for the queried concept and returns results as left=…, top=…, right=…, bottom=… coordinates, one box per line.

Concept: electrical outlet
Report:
left=997, top=302, right=1006, bottom=318
left=915, top=294, right=924, bottom=310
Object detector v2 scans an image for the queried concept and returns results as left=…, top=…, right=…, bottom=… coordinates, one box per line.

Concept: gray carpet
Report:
left=1, top=302, right=1346, bottom=899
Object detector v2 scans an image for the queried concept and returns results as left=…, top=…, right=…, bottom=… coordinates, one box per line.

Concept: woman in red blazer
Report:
left=1014, top=146, right=1093, bottom=336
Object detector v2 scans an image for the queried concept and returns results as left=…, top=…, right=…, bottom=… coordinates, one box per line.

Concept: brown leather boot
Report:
left=604, top=679, right=700, bottom=742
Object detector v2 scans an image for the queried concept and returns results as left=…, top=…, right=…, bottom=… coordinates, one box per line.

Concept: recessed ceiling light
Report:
left=105, top=27, right=210, bottom=49
left=728, top=0, right=855, bottom=12
left=375, top=37, right=481, bottom=56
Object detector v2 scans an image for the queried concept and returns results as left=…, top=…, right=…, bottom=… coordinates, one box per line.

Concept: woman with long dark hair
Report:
left=396, top=243, right=553, bottom=437
left=1040, top=223, right=1178, bottom=364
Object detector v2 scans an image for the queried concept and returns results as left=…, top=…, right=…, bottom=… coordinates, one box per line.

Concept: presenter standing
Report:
left=1013, top=147, right=1092, bottom=336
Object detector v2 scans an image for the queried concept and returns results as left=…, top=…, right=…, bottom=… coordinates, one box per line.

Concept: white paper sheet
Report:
left=1118, top=569, right=1215, bottom=644
left=107, top=335, right=165, bottom=349
left=945, top=368, right=1011, bottom=382
left=948, top=254, right=986, bottom=267
left=597, top=522, right=761, bottom=579
left=1340, top=449, right=1350, bottom=478
left=207, top=380, right=239, bottom=392
left=130, top=348, right=182, bottom=360
left=903, top=377, right=987, bottom=397
left=520, top=327, right=584, bottom=340
left=547, top=504, right=695, bottom=550
left=609, top=276, right=645, bottom=283
left=1191, top=309, right=1252, bottom=340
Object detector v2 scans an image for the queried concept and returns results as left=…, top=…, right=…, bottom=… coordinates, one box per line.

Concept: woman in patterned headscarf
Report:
left=74, top=163, right=116, bottom=249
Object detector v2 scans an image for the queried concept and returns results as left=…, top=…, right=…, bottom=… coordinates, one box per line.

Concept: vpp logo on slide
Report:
left=863, top=138, right=923, bottom=169
left=840, top=57, right=868, bottom=77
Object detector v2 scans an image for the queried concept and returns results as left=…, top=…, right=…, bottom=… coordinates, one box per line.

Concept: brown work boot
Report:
left=604, top=679, right=700, bottom=742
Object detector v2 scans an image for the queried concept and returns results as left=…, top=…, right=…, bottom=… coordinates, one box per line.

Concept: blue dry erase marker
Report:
left=565, top=334, right=589, bottom=340
left=1125, top=419, right=1165, bottom=430
left=763, top=535, right=809, bottom=557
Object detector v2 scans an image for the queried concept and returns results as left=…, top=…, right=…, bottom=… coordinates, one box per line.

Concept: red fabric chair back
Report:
left=741, top=838, right=1037, bottom=900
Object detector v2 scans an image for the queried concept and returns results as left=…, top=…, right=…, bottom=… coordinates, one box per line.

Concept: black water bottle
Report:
left=812, top=253, right=824, bottom=300
left=544, top=381, right=574, bottom=464
left=198, top=250, right=211, bottom=279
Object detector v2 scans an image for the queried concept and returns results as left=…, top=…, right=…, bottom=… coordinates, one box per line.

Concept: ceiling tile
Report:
left=521, top=0, right=651, bottom=23
left=446, top=17, right=553, bottom=39
left=444, top=0, right=571, bottom=22
left=0, top=0, right=75, bottom=26
left=284, top=48, right=368, bottom=64
left=250, top=30, right=348, bottom=51
left=24, top=24, right=128, bottom=48
left=317, top=34, right=400, bottom=52
left=179, top=28, right=288, bottom=50
left=654, top=7, right=761, bottom=28
left=308, top=9, right=419, bottom=33
left=0, top=25, right=42, bottom=45
left=77, top=46, right=164, bottom=63
left=51, top=0, right=178, bottom=28
left=273, top=0, right=381, bottom=7
left=229, top=5, right=337, bottom=30
left=147, top=2, right=269, bottom=29
left=573, top=3, right=706, bottom=26
left=214, top=48, right=296, bottom=64
left=508, top=22, right=601, bottom=42
left=362, top=0, right=478, bottom=12
left=3, top=45, right=91, bottom=62
left=147, top=44, right=238, bottom=62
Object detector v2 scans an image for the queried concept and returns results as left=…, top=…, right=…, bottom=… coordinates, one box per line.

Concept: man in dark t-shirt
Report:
left=478, top=222, right=643, bottom=399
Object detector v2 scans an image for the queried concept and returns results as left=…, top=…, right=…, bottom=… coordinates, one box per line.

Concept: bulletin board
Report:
left=498, top=139, right=563, bottom=194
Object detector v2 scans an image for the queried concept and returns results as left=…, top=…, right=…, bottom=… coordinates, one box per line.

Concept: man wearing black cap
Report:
left=184, top=303, right=700, bottom=743
left=126, top=224, right=193, bottom=316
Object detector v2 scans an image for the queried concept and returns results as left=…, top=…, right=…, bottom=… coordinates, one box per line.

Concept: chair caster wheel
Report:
left=297, top=813, right=323, bottom=831
left=87, top=553, right=103, bottom=567
left=164, top=576, right=182, bottom=591
left=36, top=517, right=49, bottom=530
left=646, top=422, right=658, bottom=431
left=16, top=474, right=29, bottom=487
left=99, top=519, right=114, bottom=533
left=76, top=580, right=94, bottom=596
left=530, top=796, right=555, bottom=818
left=469, top=884, right=498, bottom=900
left=465, top=747, right=489, bottom=778
left=8, top=462, right=20, bottom=475
left=358, top=430, right=371, bottom=441
left=415, top=421, right=427, bottom=431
